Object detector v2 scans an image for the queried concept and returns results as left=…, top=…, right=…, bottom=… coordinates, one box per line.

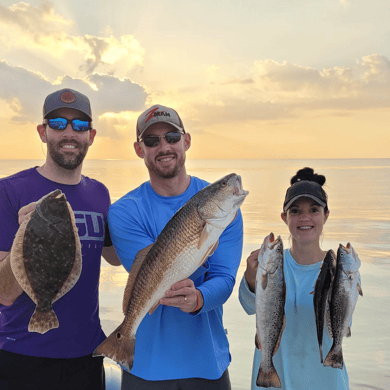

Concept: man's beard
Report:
left=145, top=152, right=186, bottom=179
left=47, top=139, right=89, bottom=170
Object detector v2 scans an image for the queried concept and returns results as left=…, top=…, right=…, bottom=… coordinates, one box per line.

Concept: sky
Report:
left=1, top=0, right=390, bottom=160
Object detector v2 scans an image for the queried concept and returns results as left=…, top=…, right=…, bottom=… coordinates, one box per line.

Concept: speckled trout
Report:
left=313, top=249, right=336, bottom=363
left=93, top=173, right=248, bottom=371
left=324, top=243, right=363, bottom=369
left=10, top=190, right=82, bottom=334
left=255, top=233, right=285, bottom=388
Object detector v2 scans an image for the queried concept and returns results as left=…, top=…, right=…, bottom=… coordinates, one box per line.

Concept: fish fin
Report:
left=255, top=332, right=262, bottom=350
left=123, top=244, right=153, bottom=314
left=273, top=316, right=286, bottom=355
left=324, top=346, right=344, bottom=369
left=208, top=240, right=219, bottom=258
left=358, top=282, right=363, bottom=297
left=0, top=254, right=19, bottom=298
left=198, top=240, right=219, bottom=267
left=198, top=222, right=213, bottom=249
left=319, top=343, right=324, bottom=364
left=261, top=272, right=268, bottom=290
left=28, top=308, right=59, bottom=334
left=93, top=325, right=136, bottom=372
left=329, top=249, right=337, bottom=277
left=53, top=201, right=83, bottom=303
left=9, top=216, right=37, bottom=302
left=256, top=362, right=282, bottom=388
left=325, top=304, right=333, bottom=339
left=345, top=327, right=352, bottom=338
left=149, top=301, right=160, bottom=315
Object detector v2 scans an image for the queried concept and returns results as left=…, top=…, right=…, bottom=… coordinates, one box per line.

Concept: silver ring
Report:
left=184, top=296, right=187, bottom=303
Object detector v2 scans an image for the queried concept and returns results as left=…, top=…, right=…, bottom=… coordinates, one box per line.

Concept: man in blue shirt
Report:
left=108, top=104, right=244, bottom=389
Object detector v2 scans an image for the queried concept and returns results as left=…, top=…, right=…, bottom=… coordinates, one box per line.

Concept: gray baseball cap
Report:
left=43, top=88, right=92, bottom=121
left=283, top=180, right=327, bottom=212
left=136, top=104, right=185, bottom=141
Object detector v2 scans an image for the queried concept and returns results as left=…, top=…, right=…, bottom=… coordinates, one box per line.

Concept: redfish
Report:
left=93, top=173, right=248, bottom=371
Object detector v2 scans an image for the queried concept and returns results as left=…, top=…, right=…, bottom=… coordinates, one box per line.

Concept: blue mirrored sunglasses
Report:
left=43, top=118, right=92, bottom=132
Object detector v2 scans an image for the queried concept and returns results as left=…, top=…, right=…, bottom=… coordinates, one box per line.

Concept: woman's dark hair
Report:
left=284, top=167, right=329, bottom=213
left=290, top=167, right=326, bottom=186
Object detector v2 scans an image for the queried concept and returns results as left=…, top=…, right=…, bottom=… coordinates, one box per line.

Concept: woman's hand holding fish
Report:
left=18, top=202, right=37, bottom=225
left=244, top=249, right=260, bottom=293
left=160, top=279, right=203, bottom=313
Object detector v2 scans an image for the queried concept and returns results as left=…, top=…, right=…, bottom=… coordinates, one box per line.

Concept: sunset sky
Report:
left=1, top=0, right=390, bottom=160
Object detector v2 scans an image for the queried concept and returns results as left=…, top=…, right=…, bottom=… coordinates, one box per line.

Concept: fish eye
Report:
left=221, top=181, right=227, bottom=187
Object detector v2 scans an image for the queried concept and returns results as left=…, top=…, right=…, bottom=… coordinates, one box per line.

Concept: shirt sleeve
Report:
left=193, top=210, right=244, bottom=315
left=238, top=273, right=256, bottom=315
left=0, top=182, right=19, bottom=252
left=108, top=199, right=154, bottom=271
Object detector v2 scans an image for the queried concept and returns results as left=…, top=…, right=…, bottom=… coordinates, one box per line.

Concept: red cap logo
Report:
left=60, top=92, right=76, bottom=104
left=145, top=107, right=159, bottom=123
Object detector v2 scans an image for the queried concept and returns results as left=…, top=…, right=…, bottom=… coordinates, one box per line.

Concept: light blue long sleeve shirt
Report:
left=108, top=177, right=243, bottom=380
left=239, top=249, right=350, bottom=390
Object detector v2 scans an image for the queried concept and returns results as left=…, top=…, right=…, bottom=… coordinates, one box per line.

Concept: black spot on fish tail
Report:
left=93, top=325, right=136, bottom=372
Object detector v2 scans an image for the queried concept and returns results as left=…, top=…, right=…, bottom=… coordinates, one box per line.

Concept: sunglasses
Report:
left=43, top=118, right=92, bottom=132
left=139, top=131, right=184, bottom=148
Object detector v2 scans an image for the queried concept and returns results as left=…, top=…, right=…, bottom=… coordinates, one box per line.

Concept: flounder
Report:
left=10, top=189, right=82, bottom=334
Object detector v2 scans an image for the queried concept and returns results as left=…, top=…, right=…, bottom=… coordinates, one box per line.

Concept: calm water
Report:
left=1, top=158, right=389, bottom=390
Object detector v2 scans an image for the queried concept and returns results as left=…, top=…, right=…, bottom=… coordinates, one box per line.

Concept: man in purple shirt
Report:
left=0, top=88, right=120, bottom=390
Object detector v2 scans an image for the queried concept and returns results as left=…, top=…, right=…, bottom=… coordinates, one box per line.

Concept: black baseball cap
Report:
left=43, top=88, right=92, bottom=121
left=283, top=180, right=327, bottom=212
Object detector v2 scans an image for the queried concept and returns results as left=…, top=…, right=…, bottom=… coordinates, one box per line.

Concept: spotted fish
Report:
left=10, top=190, right=82, bottom=334
left=255, top=233, right=285, bottom=388
left=324, top=243, right=363, bottom=369
left=93, top=173, right=248, bottom=371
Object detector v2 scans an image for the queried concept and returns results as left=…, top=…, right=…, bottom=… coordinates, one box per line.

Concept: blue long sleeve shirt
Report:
left=108, top=177, right=244, bottom=380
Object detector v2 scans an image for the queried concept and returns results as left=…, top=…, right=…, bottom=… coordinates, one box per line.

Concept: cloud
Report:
left=143, top=54, right=390, bottom=133
left=0, top=2, right=144, bottom=78
left=0, top=61, right=148, bottom=126
left=0, top=1, right=72, bottom=38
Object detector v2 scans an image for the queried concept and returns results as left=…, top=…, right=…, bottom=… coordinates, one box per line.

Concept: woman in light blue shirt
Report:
left=239, top=167, right=350, bottom=390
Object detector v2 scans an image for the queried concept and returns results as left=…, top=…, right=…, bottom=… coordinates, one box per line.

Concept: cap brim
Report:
left=283, top=194, right=326, bottom=212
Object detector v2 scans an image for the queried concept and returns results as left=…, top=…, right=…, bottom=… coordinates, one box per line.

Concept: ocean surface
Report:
left=1, top=158, right=389, bottom=390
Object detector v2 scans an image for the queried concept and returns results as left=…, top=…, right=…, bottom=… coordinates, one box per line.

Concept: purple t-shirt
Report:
left=0, top=167, right=110, bottom=358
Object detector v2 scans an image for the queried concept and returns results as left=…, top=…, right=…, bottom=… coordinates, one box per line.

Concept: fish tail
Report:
left=317, top=342, right=324, bottom=363
left=323, top=346, right=344, bottom=369
left=93, top=326, right=135, bottom=372
left=256, top=363, right=282, bottom=388
left=28, top=308, right=59, bottom=334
